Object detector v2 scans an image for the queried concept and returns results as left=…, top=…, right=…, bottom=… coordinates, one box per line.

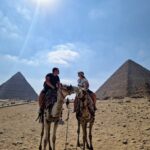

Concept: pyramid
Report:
left=0, top=72, right=38, bottom=100
left=96, top=59, right=150, bottom=100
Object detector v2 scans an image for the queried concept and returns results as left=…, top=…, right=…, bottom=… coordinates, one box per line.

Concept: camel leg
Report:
left=81, top=123, right=87, bottom=150
left=39, top=123, right=44, bottom=150
left=89, top=122, right=94, bottom=150
left=52, top=121, right=59, bottom=150
left=77, top=121, right=80, bottom=147
left=86, top=124, right=90, bottom=149
left=84, top=123, right=90, bottom=149
left=44, top=119, right=50, bottom=150
left=48, top=123, right=52, bottom=150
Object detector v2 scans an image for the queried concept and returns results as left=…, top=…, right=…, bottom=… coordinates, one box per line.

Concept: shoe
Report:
left=36, top=108, right=44, bottom=123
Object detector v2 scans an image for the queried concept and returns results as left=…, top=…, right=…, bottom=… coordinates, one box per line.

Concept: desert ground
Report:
left=0, top=98, right=150, bottom=150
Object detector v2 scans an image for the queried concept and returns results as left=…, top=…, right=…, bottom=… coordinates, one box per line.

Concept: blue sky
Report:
left=0, top=0, right=150, bottom=93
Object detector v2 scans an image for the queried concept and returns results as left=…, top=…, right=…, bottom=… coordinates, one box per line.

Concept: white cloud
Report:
left=35, top=43, right=80, bottom=66
left=4, top=55, right=18, bottom=61
left=0, top=43, right=80, bottom=66
left=0, top=54, right=39, bottom=66
left=0, top=10, right=21, bottom=39
left=47, top=44, right=79, bottom=65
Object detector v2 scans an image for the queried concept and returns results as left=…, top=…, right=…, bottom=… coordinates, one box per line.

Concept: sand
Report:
left=0, top=98, right=150, bottom=150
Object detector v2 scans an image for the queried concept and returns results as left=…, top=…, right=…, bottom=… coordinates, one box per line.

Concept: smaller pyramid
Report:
left=96, top=59, right=150, bottom=99
left=0, top=72, right=38, bottom=100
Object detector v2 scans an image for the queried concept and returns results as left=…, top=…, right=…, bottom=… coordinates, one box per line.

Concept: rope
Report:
left=65, top=106, right=70, bottom=150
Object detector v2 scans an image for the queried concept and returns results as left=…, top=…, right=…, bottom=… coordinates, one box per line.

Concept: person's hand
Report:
left=56, top=83, right=59, bottom=88
left=51, top=85, right=55, bottom=89
left=52, top=86, right=57, bottom=91
left=56, top=83, right=62, bottom=88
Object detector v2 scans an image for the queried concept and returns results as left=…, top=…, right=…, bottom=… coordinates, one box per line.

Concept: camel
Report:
left=39, top=84, right=77, bottom=150
left=76, top=88, right=95, bottom=150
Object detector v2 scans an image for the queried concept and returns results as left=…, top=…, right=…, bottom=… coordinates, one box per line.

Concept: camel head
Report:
left=59, top=84, right=77, bottom=97
left=77, top=88, right=87, bottom=99
left=76, top=88, right=91, bottom=119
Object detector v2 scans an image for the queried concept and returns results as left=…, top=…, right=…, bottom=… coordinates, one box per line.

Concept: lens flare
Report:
left=31, top=0, right=58, bottom=7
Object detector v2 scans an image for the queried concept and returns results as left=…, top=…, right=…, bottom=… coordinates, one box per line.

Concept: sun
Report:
left=38, top=0, right=54, bottom=5
left=31, top=0, right=58, bottom=7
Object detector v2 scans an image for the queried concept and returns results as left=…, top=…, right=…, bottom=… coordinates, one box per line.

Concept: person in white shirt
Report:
left=74, top=71, right=97, bottom=112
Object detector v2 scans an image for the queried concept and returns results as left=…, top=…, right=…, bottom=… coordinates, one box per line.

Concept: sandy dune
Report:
left=0, top=98, right=150, bottom=150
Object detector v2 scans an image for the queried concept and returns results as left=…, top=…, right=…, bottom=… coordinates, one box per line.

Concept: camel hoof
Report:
left=86, top=144, right=90, bottom=149
left=77, top=142, right=80, bottom=147
left=39, top=145, right=42, bottom=150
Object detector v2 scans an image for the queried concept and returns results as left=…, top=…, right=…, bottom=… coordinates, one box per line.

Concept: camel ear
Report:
left=69, top=84, right=73, bottom=90
left=66, top=85, right=72, bottom=90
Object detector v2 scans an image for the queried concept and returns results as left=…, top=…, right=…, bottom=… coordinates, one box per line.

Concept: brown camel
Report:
left=39, top=85, right=77, bottom=150
left=76, top=88, right=95, bottom=150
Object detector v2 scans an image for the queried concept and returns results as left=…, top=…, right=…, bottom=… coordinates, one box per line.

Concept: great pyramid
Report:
left=0, top=72, right=38, bottom=100
left=96, top=59, right=150, bottom=100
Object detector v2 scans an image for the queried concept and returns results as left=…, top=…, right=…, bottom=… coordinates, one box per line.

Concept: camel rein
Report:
left=65, top=105, right=70, bottom=150
left=60, top=88, right=72, bottom=150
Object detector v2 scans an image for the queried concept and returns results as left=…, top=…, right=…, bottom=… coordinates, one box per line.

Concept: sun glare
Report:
left=39, top=0, right=54, bottom=5
left=31, top=0, right=59, bottom=7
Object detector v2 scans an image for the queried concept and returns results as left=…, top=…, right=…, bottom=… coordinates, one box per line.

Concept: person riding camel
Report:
left=74, top=71, right=97, bottom=112
left=38, top=67, right=60, bottom=114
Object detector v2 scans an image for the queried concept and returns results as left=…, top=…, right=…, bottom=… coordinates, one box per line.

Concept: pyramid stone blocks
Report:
left=0, top=72, right=38, bottom=100
left=96, top=60, right=150, bottom=99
